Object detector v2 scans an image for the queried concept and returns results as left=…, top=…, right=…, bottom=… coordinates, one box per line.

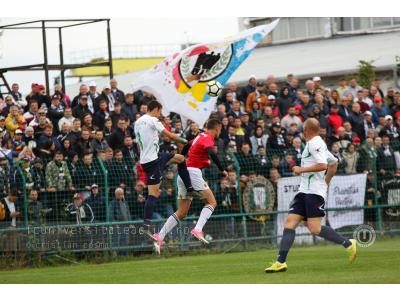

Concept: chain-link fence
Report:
left=1, top=145, right=400, bottom=261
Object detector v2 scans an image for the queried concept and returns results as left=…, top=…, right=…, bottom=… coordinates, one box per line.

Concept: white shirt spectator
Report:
left=4, top=197, right=16, bottom=227
left=58, top=116, right=75, bottom=132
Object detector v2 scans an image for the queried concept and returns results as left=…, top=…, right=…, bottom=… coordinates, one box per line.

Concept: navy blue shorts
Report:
left=141, top=152, right=175, bottom=185
left=288, top=192, right=325, bottom=220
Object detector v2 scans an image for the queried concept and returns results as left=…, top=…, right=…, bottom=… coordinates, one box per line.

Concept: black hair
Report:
left=206, top=119, right=222, bottom=130
left=148, top=100, right=162, bottom=112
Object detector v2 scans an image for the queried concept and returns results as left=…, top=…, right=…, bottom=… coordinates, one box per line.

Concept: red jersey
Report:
left=186, top=132, right=215, bottom=169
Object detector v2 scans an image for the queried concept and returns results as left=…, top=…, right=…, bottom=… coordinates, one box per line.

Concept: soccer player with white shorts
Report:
left=265, top=118, right=357, bottom=273
left=152, top=119, right=227, bottom=253
left=134, top=100, right=202, bottom=239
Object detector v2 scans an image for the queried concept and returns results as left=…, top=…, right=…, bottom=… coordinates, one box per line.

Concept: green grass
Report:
left=1, top=238, right=400, bottom=283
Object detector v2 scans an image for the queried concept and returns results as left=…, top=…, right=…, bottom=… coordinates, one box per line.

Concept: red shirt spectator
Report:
left=328, top=105, right=343, bottom=133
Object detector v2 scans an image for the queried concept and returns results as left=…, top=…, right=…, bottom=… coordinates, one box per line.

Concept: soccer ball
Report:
left=206, top=80, right=223, bottom=97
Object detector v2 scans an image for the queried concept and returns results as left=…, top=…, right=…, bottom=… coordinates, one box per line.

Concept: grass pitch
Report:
left=1, top=238, right=399, bottom=283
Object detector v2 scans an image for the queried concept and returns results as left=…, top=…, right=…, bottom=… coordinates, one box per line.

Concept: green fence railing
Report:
left=1, top=146, right=400, bottom=257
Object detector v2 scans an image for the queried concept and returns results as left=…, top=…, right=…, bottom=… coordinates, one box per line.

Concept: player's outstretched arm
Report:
left=162, top=129, right=187, bottom=144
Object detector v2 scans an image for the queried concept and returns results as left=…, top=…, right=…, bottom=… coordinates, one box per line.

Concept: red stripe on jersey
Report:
left=186, top=132, right=215, bottom=169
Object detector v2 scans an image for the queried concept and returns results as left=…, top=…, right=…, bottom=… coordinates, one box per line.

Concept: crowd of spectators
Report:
left=1, top=74, right=400, bottom=229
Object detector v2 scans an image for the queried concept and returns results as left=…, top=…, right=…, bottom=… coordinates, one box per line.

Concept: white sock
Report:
left=159, top=213, right=179, bottom=240
left=194, top=205, right=214, bottom=232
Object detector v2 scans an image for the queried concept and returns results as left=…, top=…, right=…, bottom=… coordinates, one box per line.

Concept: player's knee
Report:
left=207, top=196, right=217, bottom=208
left=284, top=220, right=297, bottom=229
left=307, top=224, right=321, bottom=235
left=175, top=154, right=184, bottom=164
left=150, top=190, right=161, bottom=198
left=175, top=210, right=187, bottom=220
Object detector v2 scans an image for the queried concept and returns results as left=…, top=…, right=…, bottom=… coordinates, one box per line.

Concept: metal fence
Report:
left=1, top=146, right=400, bottom=260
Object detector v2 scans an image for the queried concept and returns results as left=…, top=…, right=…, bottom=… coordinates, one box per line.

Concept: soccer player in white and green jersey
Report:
left=265, top=118, right=357, bottom=273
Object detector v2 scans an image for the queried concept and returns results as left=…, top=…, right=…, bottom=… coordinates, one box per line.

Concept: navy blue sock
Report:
left=319, top=225, right=352, bottom=248
left=277, top=228, right=296, bottom=263
left=178, top=161, right=194, bottom=192
left=144, top=195, right=158, bottom=221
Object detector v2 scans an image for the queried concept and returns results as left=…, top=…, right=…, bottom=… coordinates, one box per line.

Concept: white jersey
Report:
left=134, top=114, right=165, bottom=164
left=298, top=136, right=337, bottom=199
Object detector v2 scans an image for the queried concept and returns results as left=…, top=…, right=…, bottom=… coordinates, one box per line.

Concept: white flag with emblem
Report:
left=132, top=20, right=279, bottom=126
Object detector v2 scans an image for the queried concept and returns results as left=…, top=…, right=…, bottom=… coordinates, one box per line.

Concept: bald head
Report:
left=303, top=118, right=321, bottom=141
left=304, top=118, right=320, bottom=134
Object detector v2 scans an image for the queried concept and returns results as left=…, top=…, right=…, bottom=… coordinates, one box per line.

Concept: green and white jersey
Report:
left=134, top=114, right=165, bottom=164
left=298, top=135, right=337, bottom=199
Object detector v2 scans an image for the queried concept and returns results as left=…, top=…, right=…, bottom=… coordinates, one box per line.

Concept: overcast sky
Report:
left=0, top=17, right=239, bottom=94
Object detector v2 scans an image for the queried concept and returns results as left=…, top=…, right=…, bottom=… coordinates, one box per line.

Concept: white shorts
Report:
left=177, top=167, right=209, bottom=199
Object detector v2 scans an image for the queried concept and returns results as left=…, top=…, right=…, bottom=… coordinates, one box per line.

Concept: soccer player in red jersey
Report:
left=152, top=119, right=227, bottom=253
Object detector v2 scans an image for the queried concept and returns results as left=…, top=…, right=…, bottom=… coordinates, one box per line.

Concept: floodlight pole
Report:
left=42, top=21, right=50, bottom=93
left=59, top=27, right=66, bottom=93
left=107, top=19, right=114, bottom=79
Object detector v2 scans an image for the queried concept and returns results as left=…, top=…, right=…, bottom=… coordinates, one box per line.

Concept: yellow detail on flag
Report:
left=177, top=81, right=208, bottom=103
left=188, top=101, right=198, bottom=109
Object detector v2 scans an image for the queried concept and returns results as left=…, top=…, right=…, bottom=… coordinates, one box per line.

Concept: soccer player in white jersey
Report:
left=134, top=100, right=202, bottom=238
left=265, top=118, right=357, bottom=273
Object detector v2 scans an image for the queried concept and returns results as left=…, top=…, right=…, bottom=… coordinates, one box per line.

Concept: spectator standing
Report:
left=342, top=143, right=359, bottom=174
left=93, top=99, right=110, bottom=130
left=250, top=126, right=268, bottom=155
left=344, top=78, right=362, bottom=98
left=279, top=153, right=295, bottom=177
left=235, top=143, right=258, bottom=177
left=91, top=130, right=110, bottom=154
left=58, top=107, right=75, bottom=132
left=110, top=79, right=125, bottom=104
left=339, top=95, right=353, bottom=121
left=76, top=129, right=94, bottom=157
left=371, top=98, right=389, bottom=126
left=75, top=153, right=102, bottom=190
left=348, top=102, right=365, bottom=139
left=0, top=190, right=20, bottom=228
left=72, top=84, right=92, bottom=110
left=109, top=118, right=128, bottom=150
left=287, top=77, right=299, bottom=101
left=281, top=105, right=303, bottom=131
left=45, top=151, right=74, bottom=192
left=72, top=95, right=92, bottom=120
left=377, top=135, right=396, bottom=176
left=245, top=82, right=268, bottom=112
left=47, top=95, right=65, bottom=132
left=379, top=115, right=399, bottom=140
left=45, top=151, right=74, bottom=222
left=109, top=187, right=131, bottom=254
left=267, top=122, right=286, bottom=150
left=122, top=93, right=138, bottom=123
left=86, top=184, right=106, bottom=222
left=1, top=95, right=15, bottom=117
left=88, top=82, right=100, bottom=106
left=327, top=104, right=343, bottom=135
left=239, top=75, right=256, bottom=104
left=336, top=78, right=348, bottom=99
left=5, top=105, right=25, bottom=137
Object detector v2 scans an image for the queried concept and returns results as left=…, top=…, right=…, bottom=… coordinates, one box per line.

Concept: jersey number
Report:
left=191, top=134, right=203, bottom=146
